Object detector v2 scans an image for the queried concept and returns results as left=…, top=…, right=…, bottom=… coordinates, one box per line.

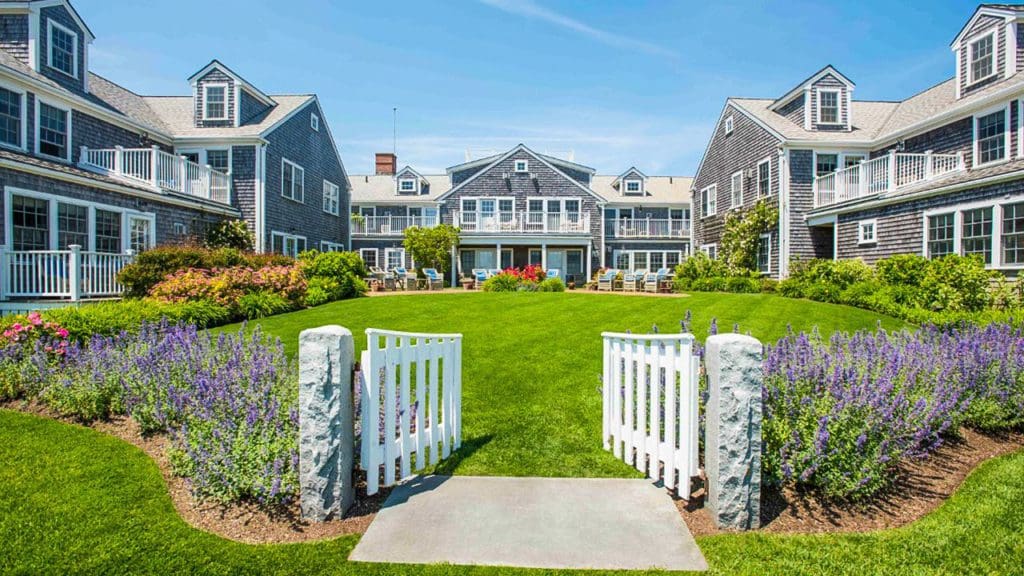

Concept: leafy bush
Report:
left=149, top=265, right=306, bottom=310
left=204, top=219, right=256, bottom=251
left=673, top=251, right=728, bottom=290
left=482, top=273, right=522, bottom=292
left=538, top=277, right=566, bottom=292
left=237, top=291, right=295, bottom=319
left=875, top=254, right=930, bottom=287
left=118, top=245, right=292, bottom=298
left=297, top=250, right=368, bottom=302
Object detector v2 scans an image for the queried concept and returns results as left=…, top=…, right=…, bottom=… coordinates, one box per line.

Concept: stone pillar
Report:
left=704, top=333, right=763, bottom=531
left=299, top=326, right=355, bottom=521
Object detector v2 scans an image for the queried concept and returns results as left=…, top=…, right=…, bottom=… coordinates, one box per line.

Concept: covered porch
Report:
left=454, top=238, right=593, bottom=285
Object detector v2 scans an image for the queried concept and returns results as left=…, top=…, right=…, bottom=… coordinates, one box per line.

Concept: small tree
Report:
left=403, top=224, right=460, bottom=276
left=720, top=200, right=778, bottom=274
left=204, top=219, right=255, bottom=252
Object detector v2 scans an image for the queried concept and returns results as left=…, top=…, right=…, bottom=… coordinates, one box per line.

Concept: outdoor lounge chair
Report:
left=597, top=269, right=619, bottom=292
left=471, top=269, right=489, bottom=289
left=545, top=269, right=560, bottom=281
left=644, top=268, right=673, bottom=293
left=393, top=267, right=418, bottom=290
left=623, top=269, right=647, bottom=292
left=487, top=268, right=501, bottom=278
left=422, top=268, right=444, bottom=290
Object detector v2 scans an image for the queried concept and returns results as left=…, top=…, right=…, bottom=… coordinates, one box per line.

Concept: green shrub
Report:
left=760, top=278, right=779, bottom=293
left=725, top=276, right=761, bottom=294
left=919, top=255, right=994, bottom=312
left=875, top=254, right=929, bottom=287
left=297, top=250, right=368, bottom=301
left=117, top=245, right=293, bottom=297
left=482, top=273, right=521, bottom=292
left=674, top=251, right=728, bottom=285
left=538, top=277, right=566, bottom=292
left=691, top=277, right=728, bottom=292
left=204, top=219, right=255, bottom=251
left=777, top=278, right=806, bottom=299
left=788, top=258, right=875, bottom=291
left=237, top=291, right=295, bottom=320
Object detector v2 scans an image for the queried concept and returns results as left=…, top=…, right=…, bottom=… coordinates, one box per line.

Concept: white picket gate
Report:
left=359, top=328, right=462, bottom=496
left=602, top=332, right=701, bottom=499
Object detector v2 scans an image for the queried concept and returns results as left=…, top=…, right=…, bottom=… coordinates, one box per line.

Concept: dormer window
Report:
left=311, top=113, right=320, bottom=131
left=203, top=84, right=227, bottom=120
left=817, top=89, right=840, bottom=124
left=47, top=20, right=78, bottom=78
left=514, top=159, right=529, bottom=173
left=724, top=115, right=734, bottom=135
left=399, top=178, right=417, bottom=194
left=969, top=33, right=995, bottom=84
left=624, top=180, right=643, bottom=195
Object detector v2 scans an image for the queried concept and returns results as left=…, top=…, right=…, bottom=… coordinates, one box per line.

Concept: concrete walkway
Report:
left=349, top=475, right=707, bottom=571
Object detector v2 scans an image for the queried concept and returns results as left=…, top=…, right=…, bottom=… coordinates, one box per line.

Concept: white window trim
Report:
left=173, top=222, right=189, bottom=237
left=700, top=184, right=717, bottom=218
left=724, top=115, right=734, bottom=135
left=320, top=241, right=345, bottom=252
left=972, top=103, right=1010, bottom=168
left=857, top=218, right=878, bottom=245
left=359, top=205, right=376, bottom=217
left=322, top=180, right=340, bottom=216
left=46, top=19, right=78, bottom=79
left=756, top=157, right=772, bottom=197
left=611, top=249, right=685, bottom=272
left=270, top=231, right=307, bottom=257
left=281, top=158, right=305, bottom=203
left=0, top=80, right=27, bottom=152
left=176, top=147, right=232, bottom=173
left=730, top=171, right=744, bottom=209
left=4, top=186, right=154, bottom=252
left=757, top=233, right=772, bottom=274
left=384, top=247, right=406, bottom=270
left=967, top=30, right=998, bottom=87
left=34, top=96, right=71, bottom=162
left=311, top=112, right=320, bottom=131
left=921, top=193, right=1024, bottom=270
left=816, top=88, right=842, bottom=125
left=623, top=179, right=643, bottom=195
left=202, top=83, right=229, bottom=121
left=514, top=159, right=529, bottom=173
left=359, top=248, right=378, bottom=267
left=398, top=177, right=418, bottom=194
left=700, top=243, right=718, bottom=259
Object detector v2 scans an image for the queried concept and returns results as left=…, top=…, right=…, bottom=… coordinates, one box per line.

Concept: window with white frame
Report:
left=47, top=20, right=77, bottom=78
left=730, top=171, right=743, bottom=208
left=624, top=179, right=643, bottom=195
left=360, top=248, right=378, bottom=268
left=724, top=115, right=734, bottom=135
left=11, top=195, right=48, bottom=250
left=461, top=198, right=477, bottom=226
left=9, top=190, right=154, bottom=252
left=384, top=248, right=405, bottom=270
left=817, top=89, right=840, bottom=124
left=701, top=184, right=717, bottom=217
left=701, top=244, right=718, bottom=260
left=206, top=149, right=230, bottom=173
left=173, top=222, right=189, bottom=238
left=927, top=213, right=956, bottom=258
left=815, top=153, right=838, bottom=177
left=128, top=215, right=154, bottom=253
left=962, top=207, right=993, bottom=264
left=612, top=250, right=684, bottom=272
left=919, top=199, right=1024, bottom=268
left=969, top=33, right=995, bottom=84
left=857, top=219, right=877, bottom=245
left=203, top=84, right=227, bottom=120
left=37, top=101, right=69, bottom=160
left=757, top=158, right=771, bottom=197
left=975, top=109, right=1006, bottom=166
left=321, top=241, right=345, bottom=252
left=398, top=178, right=417, bottom=194
left=311, top=113, right=320, bottom=131
left=0, top=86, right=24, bottom=149
left=1003, top=202, right=1024, bottom=265
left=281, top=159, right=305, bottom=202
left=756, top=234, right=771, bottom=274
left=323, top=180, right=340, bottom=215
left=514, top=159, right=529, bottom=173
left=271, top=231, right=306, bottom=257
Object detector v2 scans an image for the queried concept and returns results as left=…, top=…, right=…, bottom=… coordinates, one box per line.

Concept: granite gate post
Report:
left=704, top=333, right=763, bottom=530
left=298, top=326, right=355, bottom=521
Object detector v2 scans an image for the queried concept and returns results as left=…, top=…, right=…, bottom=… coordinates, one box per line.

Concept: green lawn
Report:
left=227, top=292, right=907, bottom=478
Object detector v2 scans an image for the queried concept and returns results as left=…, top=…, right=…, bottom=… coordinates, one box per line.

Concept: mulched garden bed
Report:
left=677, top=427, right=1024, bottom=537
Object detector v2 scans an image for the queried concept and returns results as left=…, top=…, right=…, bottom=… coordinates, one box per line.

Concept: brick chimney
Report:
left=375, top=153, right=397, bottom=175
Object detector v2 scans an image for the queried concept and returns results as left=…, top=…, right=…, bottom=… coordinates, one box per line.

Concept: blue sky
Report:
left=81, top=0, right=984, bottom=175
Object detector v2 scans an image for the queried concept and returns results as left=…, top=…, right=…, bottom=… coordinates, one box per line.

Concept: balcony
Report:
left=0, top=246, right=133, bottom=301
left=453, top=211, right=590, bottom=235
left=352, top=215, right=440, bottom=236
left=605, top=218, right=690, bottom=239
left=79, top=146, right=232, bottom=206
left=813, top=151, right=965, bottom=208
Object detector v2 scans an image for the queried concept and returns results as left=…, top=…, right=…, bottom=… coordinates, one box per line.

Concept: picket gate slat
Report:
left=360, top=329, right=463, bottom=496
left=602, top=332, right=701, bottom=499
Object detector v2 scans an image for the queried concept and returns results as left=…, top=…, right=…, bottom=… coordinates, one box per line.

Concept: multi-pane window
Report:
left=927, top=213, right=956, bottom=259
left=282, top=160, right=304, bottom=202
left=323, top=180, right=340, bottom=215
left=961, top=207, right=993, bottom=264
left=461, top=199, right=477, bottom=225
left=12, top=195, right=49, bottom=251
left=730, top=172, right=743, bottom=208
left=818, top=90, right=839, bottom=124
left=57, top=202, right=88, bottom=249
left=399, top=179, right=416, bottom=193
left=0, top=87, right=22, bottom=148
left=701, top=185, right=717, bottom=217
left=360, top=249, right=378, bottom=269
left=757, top=159, right=770, bottom=197
left=204, top=85, right=227, bottom=120
left=625, top=180, right=642, bottom=194
left=815, top=154, right=838, bottom=177
left=756, top=235, right=771, bottom=274
left=38, top=102, right=68, bottom=159
left=206, top=149, right=229, bottom=173
left=976, top=110, right=1006, bottom=165
left=95, top=209, right=122, bottom=254
left=498, top=199, right=514, bottom=224
left=129, top=217, right=152, bottom=253
left=724, top=116, right=734, bottom=135
left=703, top=245, right=718, bottom=260
left=385, top=248, right=405, bottom=270
left=271, top=232, right=306, bottom=257
left=970, top=34, right=994, bottom=83
left=858, top=220, right=877, bottom=244
left=48, top=21, right=76, bottom=77
left=1003, top=202, right=1024, bottom=265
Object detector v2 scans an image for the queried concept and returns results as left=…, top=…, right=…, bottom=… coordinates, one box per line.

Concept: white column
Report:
left=496, top=242, right=502, bottom=270
left=586, top=243, right=592, bottom=280
left=451, top=246, right=457, bottom=286
left=541, top=243, right=547, bottom=271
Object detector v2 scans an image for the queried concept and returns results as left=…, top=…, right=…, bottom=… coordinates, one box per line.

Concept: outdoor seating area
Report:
left=596, top=267, right=674, bottom=293
left=367, top=266, right=447, bottom=292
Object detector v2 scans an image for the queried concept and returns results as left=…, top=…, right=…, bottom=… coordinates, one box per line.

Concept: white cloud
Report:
left=478, top=0, right=678, bottom=59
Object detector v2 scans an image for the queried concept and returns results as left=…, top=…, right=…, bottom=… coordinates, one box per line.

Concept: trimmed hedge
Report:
left=118, top=246, right=293, bottom=298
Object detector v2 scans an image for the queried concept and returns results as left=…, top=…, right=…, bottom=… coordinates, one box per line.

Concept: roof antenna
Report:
left=392, top=107, right=398, bottom=159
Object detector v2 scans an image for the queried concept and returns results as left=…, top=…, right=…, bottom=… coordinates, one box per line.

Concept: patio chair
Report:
left=422, top=268, right=444, bottom=290
left=545, top=269, right=560, bottom=281
left=392, top=267, right=417, bottom=290
left=644, top=268, right=673, bottom=293
left=472, top=269, right=489, bottom=289
left=597, top=269, right=619, bottom=292
left=623, top=269, right=647, bottom=292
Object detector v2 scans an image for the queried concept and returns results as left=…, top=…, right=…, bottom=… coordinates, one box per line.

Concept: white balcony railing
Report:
left=813, top=151, right=965, bottom=208
left=605, top=218, right=690, bottom=239
left=79, top=146, right=232, bottom=205
left=352, top=215, right=440, bottom=236
left=0, top=245, right=133, bottom=300
left=453, top=211, right=591, bottom=234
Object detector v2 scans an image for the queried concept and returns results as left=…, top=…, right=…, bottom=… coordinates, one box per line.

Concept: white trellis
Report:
left=602, top=332, right=701, bottom=498
left=359, top=329, right=462, bottom=496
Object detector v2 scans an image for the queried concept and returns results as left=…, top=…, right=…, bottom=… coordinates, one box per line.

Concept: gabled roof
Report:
left=187, top=60, right=275, bottom=107
left=396, top=166, right=426, bottom=180
left=613, top=167, right=647, bottom=186
left=730, top=97, right=898, bottom=144
left=142, top=94, right=313, bottom=139
left=592, top=175, right=692, bottom=206
left=0, top=0, right=97, bottom=41
left=349, top=174, right=451, bottom=203
left=769, top=65, right=856, bottom=111
left=951, top=4, right=1024, bottom=47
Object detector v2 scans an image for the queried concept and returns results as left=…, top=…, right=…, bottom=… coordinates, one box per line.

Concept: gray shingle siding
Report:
left=39, top=5, right=86, bottom=94
left=777, top=94, right=804, bottom=125
left=0, top=14, right=29, bottom=65
left=350, top=239, right=412, bottom=268
left=70, top=110, right=166, bottom=163
left=263, top=99, right=349, bottom=250
left=788, top=149, right=830, bottom=266
left=450, top=164, right=490, bottom=186
left=193, top=69, right=235, bottom=128
left=238, top=89, right=269, bottom=125
left=808, top=74, right=849, bottom=131
left=959, top=15, right=1005, bottom=97
left=230, top=145, right=256, bottom=231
